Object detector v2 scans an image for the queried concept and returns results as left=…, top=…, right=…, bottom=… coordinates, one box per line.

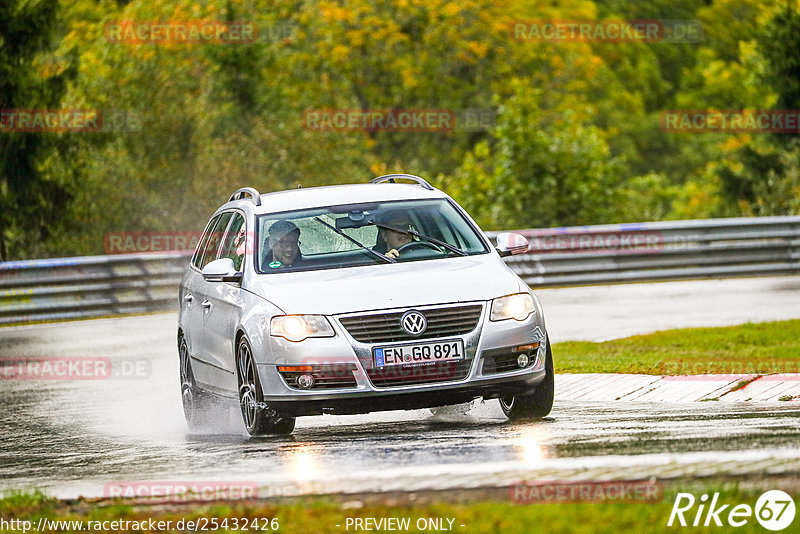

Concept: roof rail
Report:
left=370, top=174, right=434, bottom=191
left=228, top=187, right=262, bottom=206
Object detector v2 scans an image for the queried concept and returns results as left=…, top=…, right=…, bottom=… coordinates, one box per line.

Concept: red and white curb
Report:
left=555, top=374, right=800, bottom=402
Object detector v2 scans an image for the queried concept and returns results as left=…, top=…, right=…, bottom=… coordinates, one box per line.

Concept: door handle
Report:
left=184, top=295, right=194, bottom=303
left=201, top=300, right=212, bottom=310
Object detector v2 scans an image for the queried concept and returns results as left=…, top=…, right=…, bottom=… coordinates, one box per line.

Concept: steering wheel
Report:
left=397, top=241, right=443, bottom=255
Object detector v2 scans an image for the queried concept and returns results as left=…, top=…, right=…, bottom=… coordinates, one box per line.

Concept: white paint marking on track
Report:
left=556, top=373, right=800, bottom=403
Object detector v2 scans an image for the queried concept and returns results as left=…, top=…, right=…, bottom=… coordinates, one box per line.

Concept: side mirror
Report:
left=201, top=258, right=242, bottom=283
left=496, top=232, right=529, bottom=257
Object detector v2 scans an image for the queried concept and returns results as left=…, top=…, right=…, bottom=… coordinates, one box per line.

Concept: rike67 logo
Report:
left=668, top=490, right=795, bottom=531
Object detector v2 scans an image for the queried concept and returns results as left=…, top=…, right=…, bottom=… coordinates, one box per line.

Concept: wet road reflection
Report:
left=1, top=314, right=799, bottom=499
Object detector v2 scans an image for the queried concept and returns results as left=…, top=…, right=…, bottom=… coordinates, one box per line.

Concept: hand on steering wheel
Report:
left=385, top=241, right=442, bottom=259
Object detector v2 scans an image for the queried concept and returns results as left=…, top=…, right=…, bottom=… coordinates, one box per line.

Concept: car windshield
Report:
left=255, top=199, right=488, bottom=274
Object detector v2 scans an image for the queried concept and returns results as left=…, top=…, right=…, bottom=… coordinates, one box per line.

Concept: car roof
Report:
left=224, top=183, right=449, bottom=215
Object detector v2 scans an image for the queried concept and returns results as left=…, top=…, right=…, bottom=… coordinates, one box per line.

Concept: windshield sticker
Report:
left=268, top=260, right=282, bottom=268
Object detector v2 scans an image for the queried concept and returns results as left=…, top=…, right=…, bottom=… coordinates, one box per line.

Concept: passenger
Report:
left=265, top=220, right=303, bottom=269
left=374, top=211, right=414, bottom=259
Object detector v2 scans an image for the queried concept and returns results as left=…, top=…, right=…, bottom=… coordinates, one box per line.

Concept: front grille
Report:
left=481, top=346, right=538, bottom=375
left=278, top=364, right=358, bottom=390
left=339, top=304, right=483, bottom=343
left=366, top=359, right=471, bottom=387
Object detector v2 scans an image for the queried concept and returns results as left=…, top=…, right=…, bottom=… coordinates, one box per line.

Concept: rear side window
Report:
left=191, top=215, right=220, bottom=269
left=197, top=212, right=233, bottom=269
left=219, top=213, right=247, bottom=271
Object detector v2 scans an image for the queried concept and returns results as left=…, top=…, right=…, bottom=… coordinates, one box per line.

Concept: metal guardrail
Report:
left=0, top=253, right=190, bottom=325
left=488, top=216, right=800, bottom=286
left=1, top=216, right=798, bottom=325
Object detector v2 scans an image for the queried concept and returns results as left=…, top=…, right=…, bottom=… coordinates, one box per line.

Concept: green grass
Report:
left=0, top=483, right=795, bottom=534
left=553, top=319, right=800, bottom=374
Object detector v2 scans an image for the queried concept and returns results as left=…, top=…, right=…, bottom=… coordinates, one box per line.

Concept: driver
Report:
left=375, top=211, right=414, bottom=259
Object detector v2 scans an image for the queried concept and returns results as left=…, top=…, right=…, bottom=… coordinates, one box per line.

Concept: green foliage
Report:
left=712, top=2, right=800, bottom=216
left=0, top=0, right=77, bottom=260
left=3, top=0, right=799, bottom=259
left=758, top=2, right=800, bottom=111
left=441, top=80, right=624, bottom=228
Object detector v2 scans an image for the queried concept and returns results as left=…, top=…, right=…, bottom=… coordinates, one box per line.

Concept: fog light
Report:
left=517, top=353, right=530, bottom=368
left=296, top=374, right=315, bottom=389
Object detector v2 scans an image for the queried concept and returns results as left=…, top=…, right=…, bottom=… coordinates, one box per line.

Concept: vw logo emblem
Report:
left=401, top=310, right=427, bottom=335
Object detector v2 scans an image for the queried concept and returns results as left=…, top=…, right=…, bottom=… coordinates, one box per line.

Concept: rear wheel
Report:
left=237, top=337, right=295, bottom=436
left=500, top=338, right=554, bottom=420
left=179, top=334, right=214, bottom=431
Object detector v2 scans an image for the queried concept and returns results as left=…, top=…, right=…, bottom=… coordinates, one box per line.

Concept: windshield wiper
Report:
left=368, top=222, right=467, bottom=256
left=313, top=217, right=396, bottom=264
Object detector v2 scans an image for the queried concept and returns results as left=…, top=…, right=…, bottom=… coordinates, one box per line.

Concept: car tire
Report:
left=179, top=333, right=217, bottom=432
left=499, top=337, right=554, bottom=420
left=236, top=337, right=296, bottom=436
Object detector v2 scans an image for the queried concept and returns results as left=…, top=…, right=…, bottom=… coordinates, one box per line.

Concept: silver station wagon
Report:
left=178, top=174, right=553, bottom=436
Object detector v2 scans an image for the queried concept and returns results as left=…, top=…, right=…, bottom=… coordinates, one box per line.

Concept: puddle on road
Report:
left=3, top=357, right=800, bottom=499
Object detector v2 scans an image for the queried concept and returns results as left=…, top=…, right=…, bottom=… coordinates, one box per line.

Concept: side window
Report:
left=198, top=212, right=233, bottom=269
left=192, top=215, right=220, bottom=269
left=220, top=213, right=246, bottom=271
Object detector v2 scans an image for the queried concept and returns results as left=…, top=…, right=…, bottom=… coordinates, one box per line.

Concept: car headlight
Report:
left=490, top=293, right=535, bottom=322
left=270, top=315, right=335, bottom=342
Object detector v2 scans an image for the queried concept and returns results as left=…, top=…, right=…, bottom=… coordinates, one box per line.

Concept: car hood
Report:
left=247, top=255, right=522, bottom=315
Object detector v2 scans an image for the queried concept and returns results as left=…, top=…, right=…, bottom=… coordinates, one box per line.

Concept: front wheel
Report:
left=237, top=337, right=295, bottom=436
left=500, top=338, right=554, bottom=420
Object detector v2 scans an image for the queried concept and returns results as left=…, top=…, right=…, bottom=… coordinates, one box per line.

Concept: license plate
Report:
left=373, top=339, right=465, bottom=367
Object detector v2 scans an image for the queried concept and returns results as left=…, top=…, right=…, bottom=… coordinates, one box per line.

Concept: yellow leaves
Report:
left=330, top=44, right=350, bottom=62
left=346, top=29, right=365, bottom=47
left=370, top=162, right=388, bottom=175
left=452, top=41, right=490, bottom=65
left=139, top=46, right=156, bottom=60
left=400, top=66, right=418, bottom=89
left=474, top=140, right=490, bottom=159
left=466, top=40, right=489, bottom=58
left=721, top=135, right=751, bottom=152
left=319, top=2, right=356, bottom=23
left=441, top=2, right=461, bottom=17
left=729, top=160, right=745, bottom=175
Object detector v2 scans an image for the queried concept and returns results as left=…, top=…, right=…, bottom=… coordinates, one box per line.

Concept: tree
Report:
left=0, top=0, right=76, bottom=260
left=440, top=80, right=624, bottom=229
left=715, top=1, right=800, bottom=215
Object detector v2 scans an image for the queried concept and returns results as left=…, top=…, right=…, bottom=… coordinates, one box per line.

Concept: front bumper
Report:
left=258, top=300, right=547, bottom=417
left=266, top=369, right=546, bottom=416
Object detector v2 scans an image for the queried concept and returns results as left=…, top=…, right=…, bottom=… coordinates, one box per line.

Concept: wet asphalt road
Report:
left=2, top=277, right=800, bottom=499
